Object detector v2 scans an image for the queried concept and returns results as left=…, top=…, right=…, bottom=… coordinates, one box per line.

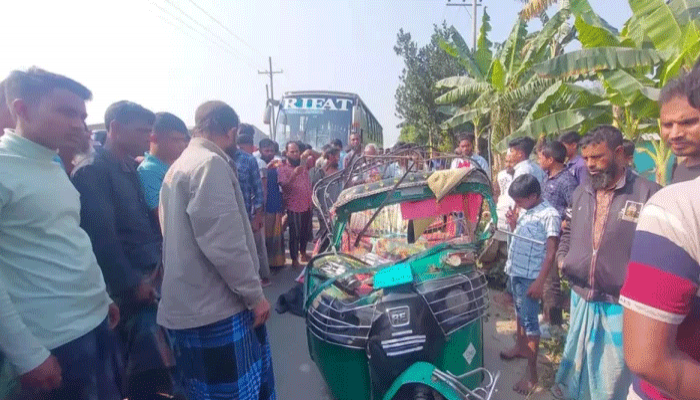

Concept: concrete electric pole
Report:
left=446, top=0, right=482, bottom=49
left=258, top=56, right=283, bottom=138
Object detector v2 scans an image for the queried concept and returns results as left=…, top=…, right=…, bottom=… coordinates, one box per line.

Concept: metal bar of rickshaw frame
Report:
left=353, top=156, right=417, bottom=249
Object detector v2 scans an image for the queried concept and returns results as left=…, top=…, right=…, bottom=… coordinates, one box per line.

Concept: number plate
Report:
left=374, top=262, right=413, bottom=289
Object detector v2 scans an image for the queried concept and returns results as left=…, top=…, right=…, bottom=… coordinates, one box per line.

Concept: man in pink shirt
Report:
left=275, top=141, right=313, bottom=268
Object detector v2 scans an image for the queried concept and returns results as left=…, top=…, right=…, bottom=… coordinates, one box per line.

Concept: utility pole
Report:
left=258, top=56, right=283, bottom=139
left=446, top=0, right=482, bottom=49
left=265, top=84, right=273, bottom=137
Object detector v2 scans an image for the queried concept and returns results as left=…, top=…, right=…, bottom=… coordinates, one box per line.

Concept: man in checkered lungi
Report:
left=158, top=101, right=275, bottom=400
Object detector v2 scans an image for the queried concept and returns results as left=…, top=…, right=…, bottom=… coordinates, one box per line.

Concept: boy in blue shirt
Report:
left=500, top=174, right=561, bottom=395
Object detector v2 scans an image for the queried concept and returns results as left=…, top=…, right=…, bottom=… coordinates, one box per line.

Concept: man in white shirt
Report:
left=0, top=68, right=120, bottom=400
left=450, top=133, right=490, bottom=178
left=509, top=136, right=547, bottom=185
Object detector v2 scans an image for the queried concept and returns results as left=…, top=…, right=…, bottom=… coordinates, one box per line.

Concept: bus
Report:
left=265, top=91, right=383, bottom=150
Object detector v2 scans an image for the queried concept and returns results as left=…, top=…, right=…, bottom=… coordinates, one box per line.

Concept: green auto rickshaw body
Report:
left=306, top=166, right=498, bottom=400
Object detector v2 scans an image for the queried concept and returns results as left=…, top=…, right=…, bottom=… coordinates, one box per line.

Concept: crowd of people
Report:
left=481, top=64, right=700, bottom=400
left=0, top=66, right=376, bottom=400
left=0, top=60, right=698, bottom=400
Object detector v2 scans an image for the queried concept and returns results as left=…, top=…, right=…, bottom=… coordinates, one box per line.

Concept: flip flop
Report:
left=512, top=379, right=536, bottom=395
left=550, top=384, right=566, bottom=400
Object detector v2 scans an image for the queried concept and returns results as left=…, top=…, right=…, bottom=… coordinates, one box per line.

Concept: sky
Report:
left=1, top=0, right=632, bottom=147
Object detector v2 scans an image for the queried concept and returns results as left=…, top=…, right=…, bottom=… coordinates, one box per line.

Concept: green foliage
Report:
left=426, top=0, right=700, bottom=185
left=394, top=23, right=467, bottom=149
left=475, top=10, right=494, bottom=77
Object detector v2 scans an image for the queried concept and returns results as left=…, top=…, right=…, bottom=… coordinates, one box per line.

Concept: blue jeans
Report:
left=510, top=276, right=540, bottom=337
left=11, top=318, right=123, bottom=400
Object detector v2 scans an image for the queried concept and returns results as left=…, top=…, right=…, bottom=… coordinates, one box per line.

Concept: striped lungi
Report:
left=169, top=311, right=276, bottom=400
left=554, top=291, right=631, bottom=400
left=265, top=212, right=286, bottom=268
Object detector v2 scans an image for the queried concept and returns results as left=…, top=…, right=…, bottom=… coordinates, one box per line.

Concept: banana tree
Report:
left=436, top=7, right=573, bottom=157
left=518, top=0, right=700, bottom=184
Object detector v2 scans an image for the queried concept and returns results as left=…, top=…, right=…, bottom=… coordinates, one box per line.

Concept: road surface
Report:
left=263, top=267, right=558, bottom=400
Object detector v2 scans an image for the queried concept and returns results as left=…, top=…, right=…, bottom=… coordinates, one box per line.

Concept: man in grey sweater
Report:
left=158, top=100, right=275, bottom=400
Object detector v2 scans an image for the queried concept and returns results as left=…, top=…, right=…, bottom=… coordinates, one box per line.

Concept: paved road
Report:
left=263, top=266, right=557, bottom=400
left=263, top=267, right=333, bottom=400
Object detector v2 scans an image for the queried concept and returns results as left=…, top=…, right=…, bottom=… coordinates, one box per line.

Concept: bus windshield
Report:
left=276, top=95, right=354, bottom=150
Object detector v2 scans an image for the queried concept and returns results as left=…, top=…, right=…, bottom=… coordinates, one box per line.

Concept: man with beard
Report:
left=659, top=70, right=700, bottom=184
left=258, top=139, right=286, bottom=270
left=343, top=132, right=362, bottom=169
left=158, top=101, right=274, bottom=400
left=552, top=125, right=660, bottom=400
left=311, top=147, right=342, bottom=252
left=72, top=101, right=176, bottom=400
left=275, top=141, right=313, bottom=268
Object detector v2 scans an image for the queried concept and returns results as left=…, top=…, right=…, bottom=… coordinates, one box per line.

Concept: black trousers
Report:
left=288, top=209, right=313, bottom=260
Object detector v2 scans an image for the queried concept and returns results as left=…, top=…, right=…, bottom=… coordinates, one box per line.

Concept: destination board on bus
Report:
left=282, top=96, right=354, bottom=114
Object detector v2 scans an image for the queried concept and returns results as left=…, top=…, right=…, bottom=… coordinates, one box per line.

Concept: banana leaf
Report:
left=474, top=10, right=494, bottom=78
left=628, top=0, right=683, bottom=52
left=499, top=18, right=528, bottom=79
left=667, top=0, right=700, bottom=27
left=601, top=70, right=659, bottom=103
left=532, top=47, right=668, bottom=79
left=438, top=36, right=483, bottom=81
left=569, top=0, right=620, bottom=34
left=435, top=81, right=493, bottom=104
left=523, top=81, right=605, bottom=123
left=435, top=76, right=478, bottom=89
left=491, top=59, right=506, bottom=91
left=436, top=106, right=459, bottom=116
left=523, top=81, right=564, bottom=122
left=661, top=21, right=700, bottom=84
left=497, top=107, right=608, bottom=151
left=440, top=108, right=488, bottom=129
left=497, top=77, right=554, bottom=108
left=519, top=0, right=558, bottom=21
left=516, top=9, right=571, bottom=78
left=575, top=15, right=622, bottom=48
left=620, top=15, right=648, bottom=48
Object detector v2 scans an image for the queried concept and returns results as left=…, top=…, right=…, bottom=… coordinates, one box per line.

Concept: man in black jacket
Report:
left=552, top=125, right=660, bottom=400
left=72, top=101, right=175, bottom=400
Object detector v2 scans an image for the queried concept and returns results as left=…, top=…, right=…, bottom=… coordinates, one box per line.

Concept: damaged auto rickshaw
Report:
left=305, top=147, right=500, bottom=400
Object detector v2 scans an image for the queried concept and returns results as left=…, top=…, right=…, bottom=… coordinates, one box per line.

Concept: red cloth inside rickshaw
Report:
left=340, top=193, right=483, bottom=263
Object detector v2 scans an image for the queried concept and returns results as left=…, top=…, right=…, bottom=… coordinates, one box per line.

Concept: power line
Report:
left=151, top=10, right=199, bottom=43
left=185, top=0, right=265, bottom=58
left=149, top=1, right=259, bottom=71
left=159, top=0, right=262, bottom=70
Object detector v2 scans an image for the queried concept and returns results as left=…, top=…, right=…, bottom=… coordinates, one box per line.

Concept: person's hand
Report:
left=505, top=206, right=519, bottom=230
left=252, top=298, right=271, bottom=328
left=108, top=302, right=120, bottom=330
left=527, top=278, right=545, bottom=300
left=252, top=211, right=264, bottom=232
left=20, top=355, right=62, bottom=391
left=135, top=282, right=157, bottom=304
left=294, top=166, right=305, bottom=175
left=267, top=160, right=280, bottom=169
